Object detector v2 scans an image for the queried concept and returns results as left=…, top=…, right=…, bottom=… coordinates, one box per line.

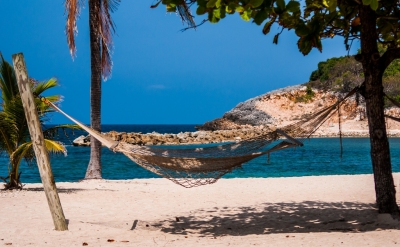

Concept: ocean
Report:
left=1, top=124, right=400, bottom=184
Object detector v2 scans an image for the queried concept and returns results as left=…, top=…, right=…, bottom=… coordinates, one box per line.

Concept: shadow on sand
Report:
left=142, top=201, right=400, bottom=236
left=24, top=187, right=87, bottom=193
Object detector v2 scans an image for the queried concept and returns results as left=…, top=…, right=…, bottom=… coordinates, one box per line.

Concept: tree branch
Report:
left=180, top=19, right=208, bottom=32
left=380, top=48, right=400, bottom=71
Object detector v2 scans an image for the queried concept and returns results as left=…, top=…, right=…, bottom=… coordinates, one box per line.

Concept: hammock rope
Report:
left=38, top=87, right=358, bottom=188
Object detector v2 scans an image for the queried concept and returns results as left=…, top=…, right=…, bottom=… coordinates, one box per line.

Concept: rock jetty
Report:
left=72, top=126, right=271, bottom=146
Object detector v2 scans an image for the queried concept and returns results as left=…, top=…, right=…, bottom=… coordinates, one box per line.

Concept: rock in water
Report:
left=72, top=135, right=91, bottom=146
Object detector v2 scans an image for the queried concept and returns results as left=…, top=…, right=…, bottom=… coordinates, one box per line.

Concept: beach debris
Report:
left=120, top=240, right=129, bottom=243
left=82, top=243, right=88, bottom=246
left=107, top=239, right=115, bottom=242
left=175, top=217, right=180, bottom=222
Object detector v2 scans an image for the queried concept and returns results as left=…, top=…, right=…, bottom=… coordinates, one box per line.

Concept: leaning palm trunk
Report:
left=5, top=160, right=23, bottom=190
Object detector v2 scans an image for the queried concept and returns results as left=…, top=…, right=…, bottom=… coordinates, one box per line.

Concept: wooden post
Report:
left=12, top=53, right=68, bottom=231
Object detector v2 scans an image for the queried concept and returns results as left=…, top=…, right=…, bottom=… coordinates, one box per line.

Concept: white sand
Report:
left=1, top=174, right=400, bottom=246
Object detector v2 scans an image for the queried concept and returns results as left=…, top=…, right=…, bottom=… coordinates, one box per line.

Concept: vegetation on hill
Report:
left=306, top=54, right=400, bottom=102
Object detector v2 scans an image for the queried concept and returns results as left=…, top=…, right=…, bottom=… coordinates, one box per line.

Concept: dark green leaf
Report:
left=249, top=0, right=264, bottom=8
left=298, top=37, right=312, bottom=55
left=295, top=23, right=310, bottom=37
left=325, top=0, right=337, bottom=12
left=208, top=11, right=219, bottom=23
left=315, top=37, right=323, bottom=52
left=286, top=1, right=300, bottom=13
left=273, top=33, right=280, bottom=44
left=276, top=0, right=286, bottom=11
left=206, top=0, right=218, bottom=8
left=362, top=0, right=371, bottom=5
left=370, top=0, right=378, bottom=10
left=262, top=17, right=275, bottom=34
left=254, top=9, right=270, bottom=25
left=196, top=6, right=207, bottom=15
left=226, top=6, right=235, bottom=14
left=213, top=8, right=220, bottom=19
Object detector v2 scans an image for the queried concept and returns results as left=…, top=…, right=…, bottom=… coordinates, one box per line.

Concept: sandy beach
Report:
left=1, top=174, right=400, bottom=246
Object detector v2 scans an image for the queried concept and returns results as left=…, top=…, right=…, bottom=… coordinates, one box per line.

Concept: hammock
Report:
left=40, top=87, right=358, bottom=188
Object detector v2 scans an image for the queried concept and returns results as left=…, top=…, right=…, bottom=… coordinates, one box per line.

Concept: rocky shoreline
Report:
left=72, top=127, right=400, bottom=147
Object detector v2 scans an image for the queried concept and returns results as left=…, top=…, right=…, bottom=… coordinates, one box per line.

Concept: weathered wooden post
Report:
left=12, top=53, right=68, bottom=231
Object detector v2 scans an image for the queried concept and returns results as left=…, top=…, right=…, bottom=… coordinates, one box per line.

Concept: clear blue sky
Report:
left=1, top=1, right=359, bottom=124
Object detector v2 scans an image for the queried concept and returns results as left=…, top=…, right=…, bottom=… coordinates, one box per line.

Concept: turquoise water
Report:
left=1, top=125, right=400, bottom=183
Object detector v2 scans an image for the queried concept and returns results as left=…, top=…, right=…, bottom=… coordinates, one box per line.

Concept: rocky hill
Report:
left=196, top=85, right=400, bottom=137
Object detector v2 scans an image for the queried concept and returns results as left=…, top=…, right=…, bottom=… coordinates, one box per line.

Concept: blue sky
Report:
left=1, top=1, right=359, bottom=124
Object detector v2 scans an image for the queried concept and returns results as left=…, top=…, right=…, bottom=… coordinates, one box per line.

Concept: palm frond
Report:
left=0, top=112, right=17, bottom=155
left=99, top=0, right=120, bottom=80
left=1, top=96, right=30, bottom=146
left=64, top=0, right=83, bottom=57
left=44, top=139, right=67, bottom=156
left=33, top=78, right=62, bottom=116
left=11, top=139, right=67, bottom=169
left=33, top=78, right=59, bottom=96
left=0, top=54, right=18, bottom=103
left=177, top=1, right=196, bottom=29
left=10, top=142, right=34, bottom=169
left=43, top=124, right=82, bottom=140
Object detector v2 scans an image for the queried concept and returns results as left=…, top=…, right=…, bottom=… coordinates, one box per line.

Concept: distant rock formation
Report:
left=196, top=85, right=400, bottom=137
left=72, top=127, right=272, bottom=146
left=72, top=135, right=91, bottom=146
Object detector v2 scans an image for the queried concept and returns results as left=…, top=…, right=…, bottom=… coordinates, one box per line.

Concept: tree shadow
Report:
left=24, top=187, right=88, bottom=193
left=147, top=201, right=400, bottom=236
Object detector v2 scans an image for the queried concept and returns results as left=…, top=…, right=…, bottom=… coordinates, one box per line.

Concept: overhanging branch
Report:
left=380, top=48, right=400, bottom=71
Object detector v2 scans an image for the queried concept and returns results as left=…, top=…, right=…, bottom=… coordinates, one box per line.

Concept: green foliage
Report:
left=295, top=85, right=315, bottom=103
left=0, top=55, right=80, bottom=189
left=383, top=59, right=400, bottom=77
left=156, top=1, right=400, bottom=57
left=306, top=54, right=400, bottom=102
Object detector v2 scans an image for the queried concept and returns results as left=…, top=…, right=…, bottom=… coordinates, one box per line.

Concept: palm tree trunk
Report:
left=7, top=160, right=22, bottom=189
left=85, top=0, right=102, bottom=179
left=359, top=5, right=399, bottom=216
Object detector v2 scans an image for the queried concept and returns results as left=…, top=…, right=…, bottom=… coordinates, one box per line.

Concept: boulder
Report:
left=72, top=135, right=91, bottom=147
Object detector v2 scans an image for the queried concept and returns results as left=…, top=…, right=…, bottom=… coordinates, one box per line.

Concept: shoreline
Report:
left=73, top=128, right=400, bottom=146
left=1, top=174, right=400, bottom=246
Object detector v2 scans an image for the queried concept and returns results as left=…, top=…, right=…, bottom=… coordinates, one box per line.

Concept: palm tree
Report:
left=0, top=54, right=79, bottom=189
left=64, top=0, right=194, bottom=179
left=64, top=0, right=119, bottom=179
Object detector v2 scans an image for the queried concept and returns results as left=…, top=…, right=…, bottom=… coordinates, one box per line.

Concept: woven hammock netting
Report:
left=46, top=87, right=359, bottom=188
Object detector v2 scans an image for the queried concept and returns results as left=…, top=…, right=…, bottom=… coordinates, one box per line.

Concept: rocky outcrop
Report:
left=72, top=135, right=91, bottom=146
left=197, top=85, right=400, bottom=136
left=73, top=126, right=273, bottom=146
left=101, top=126, right=271, bottom=146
